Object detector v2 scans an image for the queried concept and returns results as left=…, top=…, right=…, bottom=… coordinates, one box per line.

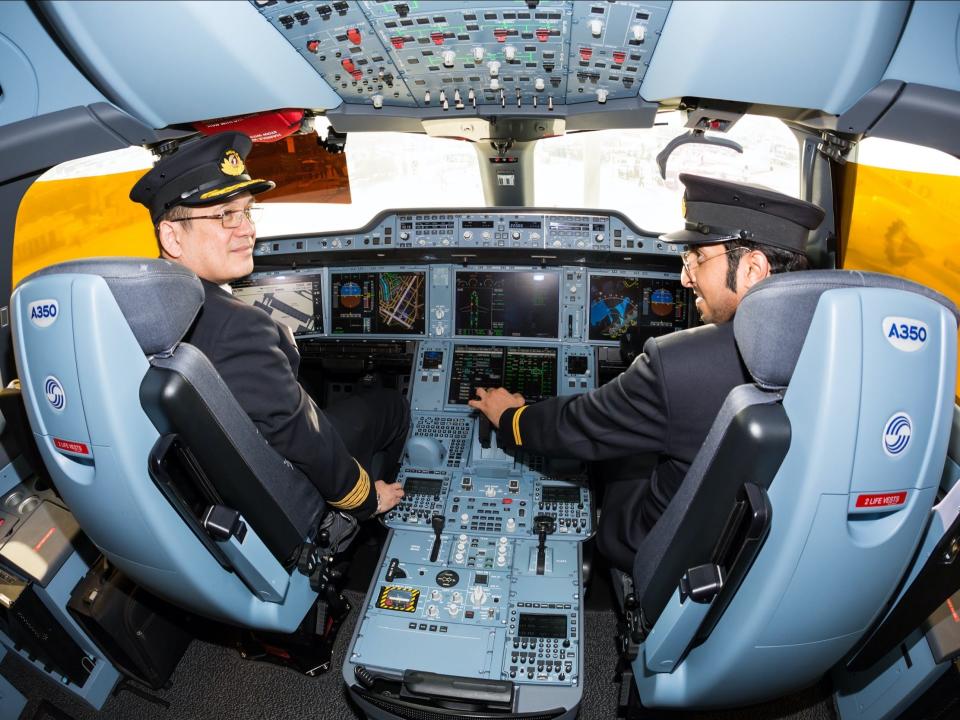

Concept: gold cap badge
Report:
left=220, top=149, right=245, bottom=177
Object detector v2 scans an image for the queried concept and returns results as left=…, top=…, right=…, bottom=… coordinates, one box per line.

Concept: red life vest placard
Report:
left=855, top=491, right=908, bottom=509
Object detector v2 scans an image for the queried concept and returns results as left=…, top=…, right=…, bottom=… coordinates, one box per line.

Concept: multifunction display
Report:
left=588, top=275, right=690, bottom=341
left=233, top=273, right=323, bottom=336
left=330, top=271, right=426, bottom=335
left=448, top=345, right=558, bottom=405
left=455, top=271, right=559, bottom=338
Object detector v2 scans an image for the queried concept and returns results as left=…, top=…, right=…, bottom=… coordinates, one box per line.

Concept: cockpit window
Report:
left=533, top=111, right=800, bottom=232
left=256, top=123, right=485, bottom=237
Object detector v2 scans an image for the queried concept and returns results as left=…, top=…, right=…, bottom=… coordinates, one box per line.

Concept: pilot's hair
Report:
left=723, top=239, right=809, bottom=291
left=153, top=204, right=194, bottom=250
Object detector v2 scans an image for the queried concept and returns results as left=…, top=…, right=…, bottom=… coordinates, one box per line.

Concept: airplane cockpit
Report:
left=1, top=2, right=959, bottom=720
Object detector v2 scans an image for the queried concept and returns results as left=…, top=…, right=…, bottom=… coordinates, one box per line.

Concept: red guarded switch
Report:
left=341, top=58, right=356, bottom=73
left=536, top=28, right=549, bottom=42
left=579, top=47, right=592, bottom=61
left=391, top=36, right=405, bottom=49
left=612, top=51, right=626, bottom=64
left=494, top=28, right=509, bottom=43
left=431, top=32, right=444, bottom=45
left=347, top=27, right=362, bottom=45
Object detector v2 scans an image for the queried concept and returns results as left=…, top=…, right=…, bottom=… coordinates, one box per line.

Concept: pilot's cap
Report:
left=130, top=131, right=275, bottom=223
left=660, top=173, right=825, bottom=255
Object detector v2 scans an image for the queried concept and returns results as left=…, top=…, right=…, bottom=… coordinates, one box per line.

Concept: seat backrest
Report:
left=631, top=269, right=959, bottom=708
left=11, top=258, right=326, bottom=631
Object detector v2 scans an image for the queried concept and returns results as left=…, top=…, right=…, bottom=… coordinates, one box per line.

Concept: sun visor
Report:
left=247, top=133, right=352, bottom=204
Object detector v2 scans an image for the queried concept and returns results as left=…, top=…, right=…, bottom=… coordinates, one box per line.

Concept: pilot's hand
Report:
left=468, top=387, right=526, bottom=428
left=375, top=480, right=404, bottom=515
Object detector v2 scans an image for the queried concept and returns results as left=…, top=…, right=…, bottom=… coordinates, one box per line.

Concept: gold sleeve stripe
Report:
left=328, top=460, right=371, bottom=510
left=512, top=405, right=529, bottom=447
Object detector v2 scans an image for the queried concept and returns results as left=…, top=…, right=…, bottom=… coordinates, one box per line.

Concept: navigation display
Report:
left=447, top=345, right=558, bottom=406
left=330, top=271, right=426, bottom=335
left=454, top=271, right=559, bottom=338
left=232, top=273, right=323, bottom=336
left=588, top=275, right=690, bottom=341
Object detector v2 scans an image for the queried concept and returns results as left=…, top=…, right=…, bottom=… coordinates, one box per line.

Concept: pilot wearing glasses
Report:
left=130, top=132, right=408, bottom=521
left=470, top=174, right=824, bottom=572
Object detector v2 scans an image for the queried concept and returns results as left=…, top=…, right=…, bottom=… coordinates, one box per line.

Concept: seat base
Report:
left=236, top=594, right=352, bottom=676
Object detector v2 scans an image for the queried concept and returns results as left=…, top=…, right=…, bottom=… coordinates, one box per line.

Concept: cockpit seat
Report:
left=616, top=269, right=959, bottom=710
left=10, top=258, right=354, bottom=634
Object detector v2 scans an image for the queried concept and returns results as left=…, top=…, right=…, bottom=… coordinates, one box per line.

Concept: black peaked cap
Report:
left=660, top=173, right=825, bottom=255
left=130, top=131, right=275, bottom=223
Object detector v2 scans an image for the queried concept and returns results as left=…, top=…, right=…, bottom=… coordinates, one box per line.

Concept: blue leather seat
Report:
left=11, top=258, right=352, bottom=632
left=619, top=269, right=959, bottom=709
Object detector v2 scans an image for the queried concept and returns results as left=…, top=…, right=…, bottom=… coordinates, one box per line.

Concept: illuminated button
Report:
left=596, top=89, right=608, bottom=104
left=506, top=518, right=516, bottom=531
left=490, top=78, right=500, bottom=91
left=534, top=77, right=545, bottom=91
left=473, top=46, right=485, bottom=62
left=461, top=513, right=469, bottom=523
left=631, top=24, right=646, bottom=42
left=372, top=94, right=384, bottom=109
left=459, top=534, right=468, bottom=542
left=487, top=60, right=500, bottom=77
left=485, top=486, right=497, bottom=498
left=589, top=19, right=603, bottom=36
left=504, top=45, right=516, bottom=61
left=457, top=541, right=466, bottom=551
left=442, top=50, right=456, bottom=67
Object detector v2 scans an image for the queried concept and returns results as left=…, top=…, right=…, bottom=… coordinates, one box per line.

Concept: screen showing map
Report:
left=454, top=271, right=559, bottom=338
left=330, top=271, right=426, bottom=335
left=232, top=273, right=323, bottom=336
left=588, top=275, right=690, bottom=341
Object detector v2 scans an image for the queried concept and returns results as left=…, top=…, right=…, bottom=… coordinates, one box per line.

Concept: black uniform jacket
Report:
left=498, top=321, right=750, bottom=562
left=183, top=280, right=376, bottom=518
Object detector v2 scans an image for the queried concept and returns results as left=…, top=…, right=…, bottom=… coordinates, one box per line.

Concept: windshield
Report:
left=533, top=112, right=800, bottom=231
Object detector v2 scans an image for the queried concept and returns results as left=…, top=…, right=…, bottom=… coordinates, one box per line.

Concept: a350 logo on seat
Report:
left=883, top=316, right=928, bottom=352
left=28, top=298, right=59, bottom=328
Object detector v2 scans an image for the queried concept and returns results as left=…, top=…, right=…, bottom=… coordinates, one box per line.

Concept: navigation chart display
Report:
left=448, top=345, right=558, bottom=405
left=454, top=271, right=559, bottom=338
left=331, top=271, right=426, bottom=335
left=588, top=275, right=690, bottom=341
left=232, top=273, right=323, bottom=336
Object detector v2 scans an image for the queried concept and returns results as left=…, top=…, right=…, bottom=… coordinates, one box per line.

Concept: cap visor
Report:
left=187, top=179, right=276, bottom=206
left=658, top=228, right=740, bottom=246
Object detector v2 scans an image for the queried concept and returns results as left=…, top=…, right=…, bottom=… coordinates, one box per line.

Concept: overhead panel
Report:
left=253, top=0, right=670, bottom=112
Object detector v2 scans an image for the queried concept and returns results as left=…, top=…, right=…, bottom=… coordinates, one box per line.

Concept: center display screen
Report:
left=454, top=271, right=559, bottom=338
left=330, top=271, right=426, bottom=335
left=588, top=275, right=690, bottom=341
left=447, top=345, right=558, bottom=405
left=232, top=273, right=323, bottom=337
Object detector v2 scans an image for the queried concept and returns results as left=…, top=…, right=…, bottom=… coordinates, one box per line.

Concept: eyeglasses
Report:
left=681, top=246, right=747, bottom=278
left=168, top=205, right=262, bottom=229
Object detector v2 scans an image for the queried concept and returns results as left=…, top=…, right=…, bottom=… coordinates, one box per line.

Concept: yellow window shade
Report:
left=841, top=162, right=960, bottom=400
left=13, top=169, right=157, bottom=288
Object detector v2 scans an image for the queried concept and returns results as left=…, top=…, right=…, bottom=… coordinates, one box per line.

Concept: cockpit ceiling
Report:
left=255, top=0, right=670, bottom=110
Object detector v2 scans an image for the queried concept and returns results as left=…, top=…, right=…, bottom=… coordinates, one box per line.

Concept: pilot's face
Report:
left=680, top=243, right=744, bottom=324
left=164, top=193, right=257, bottom=285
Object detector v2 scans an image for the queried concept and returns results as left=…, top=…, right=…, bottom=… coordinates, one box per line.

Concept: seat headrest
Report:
left=734, top=269, right=960, bottom=389
left=22, top=258, right=203, bottom=355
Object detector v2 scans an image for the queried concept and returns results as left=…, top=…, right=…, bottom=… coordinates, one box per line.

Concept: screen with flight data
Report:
left=588, top=275, right=690, bottom=341
left=454, top=271, right=560, bottom=338
left=232, top=273, right=324, bottom=336
left=330, top=271, right=426, bottom=335
left=447, top=345, right=558, bottom=405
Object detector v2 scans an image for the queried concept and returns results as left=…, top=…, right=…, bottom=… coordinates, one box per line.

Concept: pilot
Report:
left=470, top=174, right=824, bottom=571
left=130, top=131, right=407, bottom=520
